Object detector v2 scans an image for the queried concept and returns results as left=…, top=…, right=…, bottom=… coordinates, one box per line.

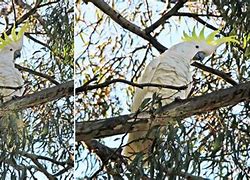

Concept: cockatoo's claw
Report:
left=11, top=95, right=21, bottom=100
left=174, top=96, right=183, bottom=102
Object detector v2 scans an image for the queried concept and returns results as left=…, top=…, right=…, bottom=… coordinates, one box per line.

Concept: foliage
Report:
left=0, top=0, right=74, bottom=179
left=76, top=0, right=250, bottom=179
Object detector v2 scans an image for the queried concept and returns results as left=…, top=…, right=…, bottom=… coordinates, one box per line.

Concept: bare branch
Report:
left=84, top=140, right=123, bottom=163
left=88, top=0, right=167, bottom=53
left=76, top=81, right=250, bottom=141
left=76, top=78, right=188, bottom=93
left=174, top=12, right=221, bottom=18
left=4, top=2, right=42, bottom=36
left=164, top=168, right=208, bottom=180
left=192, top=62, right=238, bottom=86
left=191, top=16, right=218, bottom=31
left=24, top=33, right=52, bottom=51
left=0, top=85, right=22, bottom=90
left=20, top=152, right=56, bottom=180
left=145, top=0, right=188, bottom=34
left=15, top=64, right=60, bottom=85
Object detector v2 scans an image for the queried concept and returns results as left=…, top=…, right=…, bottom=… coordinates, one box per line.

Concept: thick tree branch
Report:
left=76, top=78, right=188, bottom=93
left=87, top=0, right=167, bottom=53
left=76, top=81, right=250, bottom=141
left=0, top=80, right=73, bottom=115
left=145, top=0, right=188, bottom=34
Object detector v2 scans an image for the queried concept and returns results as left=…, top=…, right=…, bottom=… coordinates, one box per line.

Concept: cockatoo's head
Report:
left=169, top=27, right=238, bottom=62
left=0, top=24, right=29, bottom=63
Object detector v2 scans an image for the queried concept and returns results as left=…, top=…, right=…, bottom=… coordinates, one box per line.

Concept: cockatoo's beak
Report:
left=193, top=51, right=206, bottom=61
left=14, top=49, right=21, bottom=59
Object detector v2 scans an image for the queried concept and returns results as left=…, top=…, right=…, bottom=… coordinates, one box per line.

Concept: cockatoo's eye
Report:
left=10, top=48, right=13, bottom=51
left=195, top=45, right=199, bottom=49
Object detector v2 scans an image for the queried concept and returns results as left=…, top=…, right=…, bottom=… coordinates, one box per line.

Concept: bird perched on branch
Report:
left=123, top=27, right=238, bottom=162
left=0, top=24, right=29, bottom=145
left=0, top=24, right=28, bottom=101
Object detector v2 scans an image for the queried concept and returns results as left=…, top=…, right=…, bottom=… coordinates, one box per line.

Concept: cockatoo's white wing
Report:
left=0, top=65, right=24, bottom=101
left=132, top=51, right=192, bottom=112
left=131, top=58, right=161, bottom=112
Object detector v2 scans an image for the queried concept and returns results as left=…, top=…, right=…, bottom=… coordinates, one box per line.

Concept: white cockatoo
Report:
left=0, top=24, right=28, bottom=140
left=123, top=27, right=238, bottom=161
left=0, top=24, right=29, bottom=101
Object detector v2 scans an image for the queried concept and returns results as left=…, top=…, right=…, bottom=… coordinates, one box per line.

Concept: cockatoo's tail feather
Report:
left=182, top=27, right=239, bottom=46
left=0, top=23, right=29, bottom=49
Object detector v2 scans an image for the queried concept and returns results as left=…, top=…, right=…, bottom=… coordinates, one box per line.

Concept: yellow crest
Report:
left=182, top=27, right=239, bottom=46
left=0, top=23, right=29, bottom=49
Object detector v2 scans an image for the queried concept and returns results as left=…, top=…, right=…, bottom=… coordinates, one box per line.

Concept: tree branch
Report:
left=76, top=81, right=250, bottom=141
left=21, top=152, right=56, bottom=180
left=191, top=16, right=218, bottom=31
left=76, top=78, right=188, bottom=93
left=87, top=0, right=167, bottom=53
left=83, top=140, right=123, bottom=163
left=192, top=62, right=238, bottom=86
left=4, top=2, right=42, bottom=36
left=15, top=64, right=60, bottom=85
left=164, top=168, right=208, bottom=180
left=145, top=0, right=188, bottom=34
left=0, top=80, right=73, bottom=115
left=174, top=12, right=221, bottom=18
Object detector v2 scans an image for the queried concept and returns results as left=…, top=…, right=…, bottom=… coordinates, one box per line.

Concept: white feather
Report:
left=123, top=40, right=217, bottom=160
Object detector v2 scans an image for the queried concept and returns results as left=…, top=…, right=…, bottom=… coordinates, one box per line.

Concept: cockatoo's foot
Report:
left=174, top=96, right=183, bottom=102
left=11, top=95, right=22, bottom=100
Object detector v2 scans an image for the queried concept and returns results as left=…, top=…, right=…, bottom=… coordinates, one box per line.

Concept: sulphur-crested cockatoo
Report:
left=0, top=24, right=29, bottom=101
left=123, top=27, right=238, bottom=160
left=0, top=24, right=28, bottom=140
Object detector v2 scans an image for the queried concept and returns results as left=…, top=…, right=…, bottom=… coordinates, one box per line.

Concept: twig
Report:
left=15, top=64, right=60, bottom=85
left=174, top=12, right=221, bottom=18
left=191, top=16, right=218, bottom=31
left=131, top=45, right=151, bottom=82
left=88, top=0, right=167, bottom=53
left=0, top=85, right=22, bottom=90
left=164, top=168, right=209, bottom=180
left=25, top=33, right=52, bottom=51
left=76, top=78, right=188, bottom=94
left=11, top=0, right=17, bottom=23
left=36, top=0, right=60, bottom=9
left=22, top=152, right=56, bottom=179
left=145, top=0, right=188, bottom=34
left=3, top=2, right=41, bottom=36
left=84, top=1, right=237, bottom=88
left=192, top=62, right=238, bottom=86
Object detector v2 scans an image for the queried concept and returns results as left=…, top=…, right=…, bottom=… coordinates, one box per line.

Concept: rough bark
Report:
left=76, top=81, right=250, bottom=141
left=0, top=80, right=73, bottom=115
